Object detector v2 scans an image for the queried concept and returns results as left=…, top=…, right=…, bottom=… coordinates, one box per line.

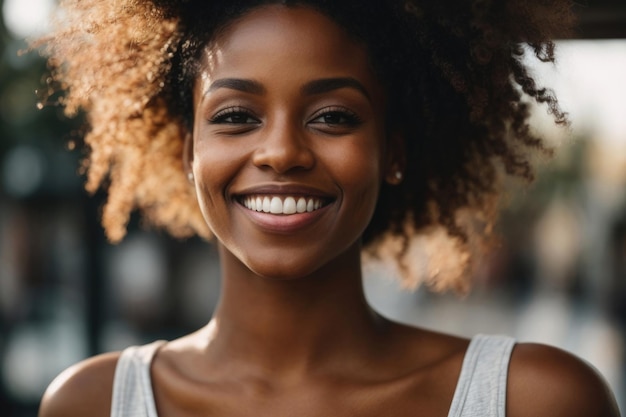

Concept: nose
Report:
left=252, top=117, right=315, bottom=173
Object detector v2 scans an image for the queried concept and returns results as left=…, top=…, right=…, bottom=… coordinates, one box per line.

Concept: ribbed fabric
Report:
left=110, top=335, right=515, bottom=417
left=111, top=340, right=165, bottom=417
left=447, top=334, right=516, bottom=417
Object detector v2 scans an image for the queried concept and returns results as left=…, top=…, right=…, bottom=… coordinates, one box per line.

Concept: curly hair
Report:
left=35, top=0, right=573, bottom=292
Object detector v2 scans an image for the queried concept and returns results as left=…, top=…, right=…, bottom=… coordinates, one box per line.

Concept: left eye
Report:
left=209, top=106, right=260, bottom=125
left=309, top=108, right=362, bottom=127
left=220, top=113, right=257, bottom=124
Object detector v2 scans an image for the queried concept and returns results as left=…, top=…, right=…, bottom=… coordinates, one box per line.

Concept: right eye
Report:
left=209, top=107, right=260, bottom=125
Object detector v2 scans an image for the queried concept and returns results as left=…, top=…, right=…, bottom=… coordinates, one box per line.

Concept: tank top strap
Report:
left=111, top=340, right=167, bottom=417
left=447, top=334, right=516, bottom=417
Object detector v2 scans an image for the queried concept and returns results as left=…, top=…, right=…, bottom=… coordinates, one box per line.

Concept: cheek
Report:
left=324, top=136, right=384, bottom=209
left=193, top=137, right=243, bottom=186
left=338, top=136, right=384, bottom=187
left=191, top=142, right=238, bottom=228
left=192, top=172, right=220, bottom=235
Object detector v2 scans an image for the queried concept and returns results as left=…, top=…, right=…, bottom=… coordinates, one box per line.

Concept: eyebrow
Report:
left=205, top=78, right=266, bottom=96
left=203, top=76, right=371, bottom=100
left=302, top=77, right=371, bottom=101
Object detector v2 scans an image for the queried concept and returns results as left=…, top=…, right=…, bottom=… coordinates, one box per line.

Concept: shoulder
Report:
left=507, top=342, right=620, bottom=417
left=39, top=351, right=121, bottom=417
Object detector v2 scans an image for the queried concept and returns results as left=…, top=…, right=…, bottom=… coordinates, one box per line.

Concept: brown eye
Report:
left=210, top=107, right=260, bottom=125
left=309, top=107, right=362, bottom=127
left=320, top=112, right=347, bottom=125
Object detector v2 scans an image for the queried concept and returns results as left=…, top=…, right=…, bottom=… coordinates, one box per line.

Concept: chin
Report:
left=245, top=258, right=324, bottom=281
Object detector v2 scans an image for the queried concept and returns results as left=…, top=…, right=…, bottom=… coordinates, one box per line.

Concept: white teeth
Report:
left=296, top=197, right=306, bottom=213
left=283, top=197, right=297, bottom=214
left=242, top=195, right=326, bottom=215
left=270, top=197, right=283, bottom=214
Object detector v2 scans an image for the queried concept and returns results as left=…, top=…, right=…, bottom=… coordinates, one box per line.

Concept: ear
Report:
left=384, top=130, right=406, bottom=185
left=183, top=131, right=194, bottom=183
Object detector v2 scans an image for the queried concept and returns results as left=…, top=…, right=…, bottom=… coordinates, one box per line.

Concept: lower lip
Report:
left=235, top=201, right=331, bottom=234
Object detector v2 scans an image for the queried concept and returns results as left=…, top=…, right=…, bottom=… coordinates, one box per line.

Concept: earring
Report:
left=386, top=169, right=403, bottom=185
left=187, top=172, right=194, bottom=182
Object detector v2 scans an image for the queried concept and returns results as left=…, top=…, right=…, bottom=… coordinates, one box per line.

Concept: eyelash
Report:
left=209, top=107, right=259, bottom=124
left=207, top=106, right=362, bottom=127
left=309, top=106, right=362, bottom=127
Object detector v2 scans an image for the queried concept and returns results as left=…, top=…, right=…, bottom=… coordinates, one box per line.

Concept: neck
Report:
left=200, top=242, right=387, bottom=380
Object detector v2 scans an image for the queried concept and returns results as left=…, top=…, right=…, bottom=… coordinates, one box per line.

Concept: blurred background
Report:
left=1, top=0, right=625, bottom=415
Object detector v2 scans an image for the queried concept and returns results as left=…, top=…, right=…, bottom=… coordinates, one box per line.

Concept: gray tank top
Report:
left=110, top=334, right=515, bottom=417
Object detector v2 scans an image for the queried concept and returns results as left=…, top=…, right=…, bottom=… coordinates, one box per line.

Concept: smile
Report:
left=239, top=195, right=328, bottom=215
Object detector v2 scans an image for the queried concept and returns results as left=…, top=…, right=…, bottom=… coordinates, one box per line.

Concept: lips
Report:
left=239, top=195, right=327, bottom=215
left=231, top=185, right=336, bottom=233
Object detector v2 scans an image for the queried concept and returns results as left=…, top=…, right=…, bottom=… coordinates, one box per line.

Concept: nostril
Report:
left=251, top=140, right=315, bottom=173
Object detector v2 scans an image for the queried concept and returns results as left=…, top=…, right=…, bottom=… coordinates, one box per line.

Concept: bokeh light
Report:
left=2, top=0, right=56, bottom=39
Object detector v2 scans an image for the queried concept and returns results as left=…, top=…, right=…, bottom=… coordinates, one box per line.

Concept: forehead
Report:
left=213, top=5, right=358, bottom=50
left=195, top=5, right=381, bottom=93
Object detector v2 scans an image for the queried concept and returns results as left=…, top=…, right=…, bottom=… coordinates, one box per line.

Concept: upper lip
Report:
left=231, top=183, right=336, bottom=199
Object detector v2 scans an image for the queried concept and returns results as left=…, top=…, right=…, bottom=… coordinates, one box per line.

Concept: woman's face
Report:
left=190, top=5, right=390, bottom=279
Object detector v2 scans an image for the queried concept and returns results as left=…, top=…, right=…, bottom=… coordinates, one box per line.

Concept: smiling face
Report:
left=189, top=5, right=390, bottom=279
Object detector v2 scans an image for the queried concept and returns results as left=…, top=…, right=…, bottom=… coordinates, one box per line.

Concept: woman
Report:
left=36, top=0, right=620, bottom=416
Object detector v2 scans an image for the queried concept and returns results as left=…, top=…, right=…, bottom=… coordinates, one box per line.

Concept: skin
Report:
left=39, top=5, right=620, bottom=417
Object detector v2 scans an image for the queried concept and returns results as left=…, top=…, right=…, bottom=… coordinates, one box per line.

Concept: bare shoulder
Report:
left=507, top=342, right=620, bottom=417
left=39, top=351, right=121, bottom=417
